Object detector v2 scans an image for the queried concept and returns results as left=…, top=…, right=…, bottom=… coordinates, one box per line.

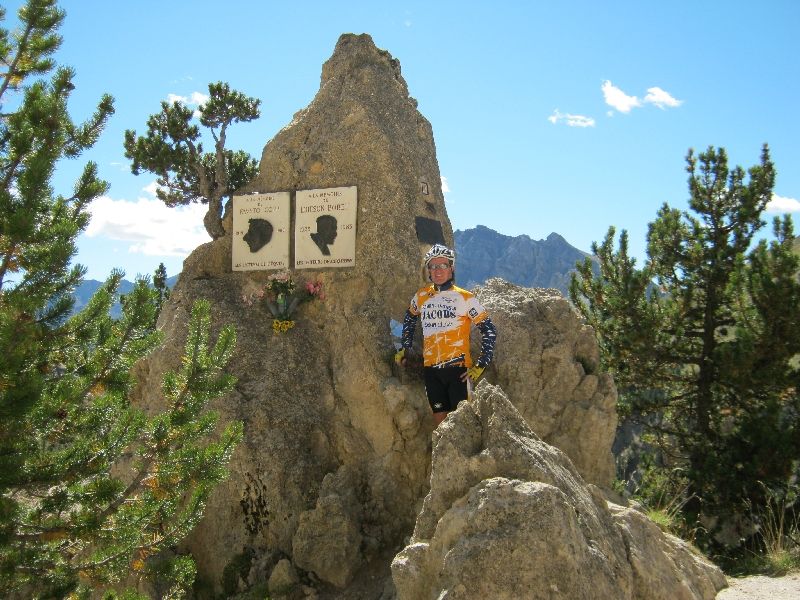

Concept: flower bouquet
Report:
left=242, top=271, right=324, bottom=334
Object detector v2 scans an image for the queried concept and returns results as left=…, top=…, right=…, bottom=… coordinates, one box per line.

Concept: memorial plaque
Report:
left=295, top=186, right=357, bottom=269
left=232, top=192, right=290, bottom=271
left=415, top=216, right=446, bottom=245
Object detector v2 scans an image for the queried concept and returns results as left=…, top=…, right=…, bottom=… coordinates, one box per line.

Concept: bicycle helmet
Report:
left=424, top=244, right=455, bottom=267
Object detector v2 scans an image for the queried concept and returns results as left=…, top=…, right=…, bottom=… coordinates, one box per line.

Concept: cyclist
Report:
left=395, top=244, right=497, bottom=426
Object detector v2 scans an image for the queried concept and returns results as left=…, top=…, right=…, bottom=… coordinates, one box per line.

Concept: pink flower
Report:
left=305, top=280, right=324, bottom=298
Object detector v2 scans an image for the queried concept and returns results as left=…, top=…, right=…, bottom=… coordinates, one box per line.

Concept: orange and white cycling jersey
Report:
left=408, top=284, right=489, bottom=367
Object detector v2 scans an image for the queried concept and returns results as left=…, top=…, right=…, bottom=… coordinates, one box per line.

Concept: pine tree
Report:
left=123, top=82, right=261, bottom=240
left=570, top=145, right=800, bottom=549
left=0, top=2, right=242, bottom=596
left=153, top=262, right=170, bottom=316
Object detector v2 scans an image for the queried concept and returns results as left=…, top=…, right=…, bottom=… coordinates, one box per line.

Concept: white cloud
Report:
left=166, top=91, right=209, bottom=117
left=601, top=80, right=641, bottom=113
left=644, top=86, right=683, bottom=109
left=142, top=180, right=161, bottom=197
left=441, top=176, right=450, bottom=194
left=548, top=109, right=596, bottom=128
left=166, top=91, right=208, bottom=107
left=602, top=81, right=683, bottom=114
left=766, top=194, right=800, bottom=213
left=85, top=184, right=211, bottom=256
left=190, top=91, right=209, bottom=105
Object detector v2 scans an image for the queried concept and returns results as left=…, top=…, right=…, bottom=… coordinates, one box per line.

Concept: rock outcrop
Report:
left=475, top=278, right=617, bottom=486
left=391, top=382, right=727, bottom=600
left=131, top=32, right=722, bottom=599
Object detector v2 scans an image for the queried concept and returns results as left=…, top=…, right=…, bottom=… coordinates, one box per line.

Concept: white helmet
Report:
left=424, top=243, right=455, bottom=267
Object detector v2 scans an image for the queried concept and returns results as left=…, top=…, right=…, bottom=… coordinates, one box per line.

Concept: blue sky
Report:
left=11, top=0, right=800, bottom=280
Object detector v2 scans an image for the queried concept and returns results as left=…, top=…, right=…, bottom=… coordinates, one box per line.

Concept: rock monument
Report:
left=132, top=33, right=726, bottom=598
left=134, top=33, right=451, bottom=594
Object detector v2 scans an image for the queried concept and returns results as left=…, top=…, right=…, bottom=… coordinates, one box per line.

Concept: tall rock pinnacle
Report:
left=134, top=33, right=452, bottom=592
left=242, top=32, right=451, bottom=308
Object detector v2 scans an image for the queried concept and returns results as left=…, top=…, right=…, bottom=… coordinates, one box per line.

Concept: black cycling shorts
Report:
left=423, top=366, right=468, bottom=413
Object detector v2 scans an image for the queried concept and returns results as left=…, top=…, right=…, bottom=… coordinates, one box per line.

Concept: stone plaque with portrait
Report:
left=232, top=192, right=290, bottom=271
left=294, top=186, right=357, bottom=269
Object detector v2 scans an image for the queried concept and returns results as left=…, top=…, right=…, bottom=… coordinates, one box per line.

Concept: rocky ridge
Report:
left=455, top=225, right=596, bottom=296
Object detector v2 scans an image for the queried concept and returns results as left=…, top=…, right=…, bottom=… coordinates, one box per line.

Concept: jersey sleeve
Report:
left=400, top=309, right=418, bottom=350
left=461, top=292, right=496, bottom=367
left=401, top=291, right=422, bottom=350
left=464, top=295, right=489, bottom=324
left=475, top=317, right=497, bottom=368
left=408, top=291, right=422, bottom=316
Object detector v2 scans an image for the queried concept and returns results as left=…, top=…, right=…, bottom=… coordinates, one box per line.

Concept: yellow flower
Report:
left=272, top=319, right=295, bottom=333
